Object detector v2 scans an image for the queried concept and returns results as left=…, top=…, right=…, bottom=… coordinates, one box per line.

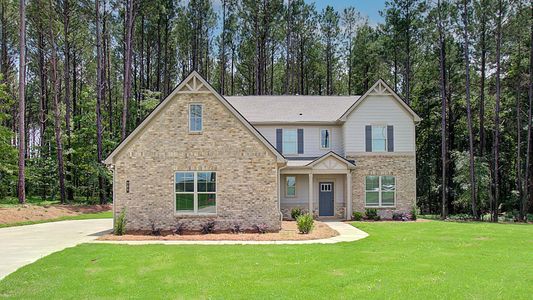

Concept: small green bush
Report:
left=365, top=208, right=378, bottom=220
left=411, top=206, right=418, bottom=221
left=527, top=214, right=533, bottom=222
left=114, top=209, right=127, bottom=236
left=352, top=211, right=363, bottom=221
left=296, top=214, right=314, bottom=234
left=291, top=207, right=303, bottom=220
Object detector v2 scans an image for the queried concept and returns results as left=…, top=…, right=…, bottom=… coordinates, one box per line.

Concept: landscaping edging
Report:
left=91, top=221, right=369, bottom=245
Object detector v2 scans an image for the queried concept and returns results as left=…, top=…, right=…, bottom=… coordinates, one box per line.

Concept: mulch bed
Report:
left=0, top=204, right=111, bottom=225
left=99, top=221, right=338, bottom=241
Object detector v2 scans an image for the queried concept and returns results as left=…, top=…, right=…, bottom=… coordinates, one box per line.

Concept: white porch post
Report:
left=346, top=171, right=353, bottom=220
left=308, top=173, right=314, bottom=216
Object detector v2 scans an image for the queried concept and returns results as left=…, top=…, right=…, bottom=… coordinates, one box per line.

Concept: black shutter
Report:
left=387, top=125, right=394, bottom=152
left=276, top=129, right=283, bottom=152
left=365, top=125, right=372, bottom=152
left=297, top=129, right=304, bottom=154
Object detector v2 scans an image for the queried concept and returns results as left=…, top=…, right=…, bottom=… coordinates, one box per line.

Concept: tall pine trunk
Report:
left=462, top=0, right=477, bottom=218
left=96, top=0, right=105, bottom=204
left=48, top=0, right=66, bottom=204
left=122, top=0, right=135, bottom=140
left=493, top=0, right=503, bottom=222
left=526, top=0, right=533, bottom=216
left=479, top=0, right=487, bottom=157
left=438, top=0, right=448, bottom=219
left=17, top=0, right=26, bottom=204
left=63, top=0, right=74, bottom=201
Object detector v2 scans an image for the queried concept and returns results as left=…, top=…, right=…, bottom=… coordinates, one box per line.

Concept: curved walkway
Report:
left=0, top=219, right=112, bottom=280
left=91, top=221, right=369, bottom=245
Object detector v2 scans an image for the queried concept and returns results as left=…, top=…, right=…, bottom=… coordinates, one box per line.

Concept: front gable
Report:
left=104, top=71, right=285, bottom=165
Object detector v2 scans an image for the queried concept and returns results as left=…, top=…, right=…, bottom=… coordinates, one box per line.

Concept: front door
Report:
left=319, top=182, right=334, bottom=216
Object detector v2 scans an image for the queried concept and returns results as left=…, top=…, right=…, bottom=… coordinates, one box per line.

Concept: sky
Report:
left=312, top=0, right=387, bottom=25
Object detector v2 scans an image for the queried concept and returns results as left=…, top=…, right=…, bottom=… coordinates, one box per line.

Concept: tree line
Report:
left=1, top=0, right=532, bottom=221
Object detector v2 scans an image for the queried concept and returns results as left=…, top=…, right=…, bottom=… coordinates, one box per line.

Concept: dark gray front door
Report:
left=319, top=182, right=334, bottom=216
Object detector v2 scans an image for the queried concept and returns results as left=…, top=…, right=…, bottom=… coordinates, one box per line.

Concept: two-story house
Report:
left=104, top=71, right=421, bottom=232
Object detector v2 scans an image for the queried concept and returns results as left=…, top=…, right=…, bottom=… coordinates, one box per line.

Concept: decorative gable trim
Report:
left=104, top=71, right=286, bottom=164
left=306, top=151, right=356, bottom=170
left=339, top=79, right=422, bottom=122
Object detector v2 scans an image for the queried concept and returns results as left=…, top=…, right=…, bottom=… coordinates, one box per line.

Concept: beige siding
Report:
left=343, top=94, right=416, bottom=154
left=255, top=125, right=344, bottom=157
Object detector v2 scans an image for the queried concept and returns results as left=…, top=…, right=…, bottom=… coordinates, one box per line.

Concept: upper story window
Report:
left=320, top=129, right=331, bottom=149
left=282, top=129, right=298, bottom=154
left=366, top=125, right=394, bottom=152
left=372, top=125, right=387, bottom=152
left=189, top=104, right=203, bottom=132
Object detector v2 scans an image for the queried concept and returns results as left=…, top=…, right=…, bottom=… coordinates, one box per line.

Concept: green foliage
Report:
left=352, top=211, right=363, bottom=221
left=411, top=206, right=418, bottom=221
left=365, top=208, right=380, bottom=221
left=527, top=214, right=533, bottom=222
left=290, top=207, right=303, bottom=220
left=452, top=151, right=491, bottom=213
left=0, top=76, right=17, bottom=199
left=296, top=213, right=314, bottom=234
left=114, top=209, right=127, bottom=236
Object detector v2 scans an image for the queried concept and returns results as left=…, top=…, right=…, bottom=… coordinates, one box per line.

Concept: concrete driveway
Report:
left=0, top=219, right=112, bottom=280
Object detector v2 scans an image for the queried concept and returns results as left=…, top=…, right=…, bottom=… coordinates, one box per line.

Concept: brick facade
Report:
left=113, top=92, right=282, bottom=232
left=349, top=154, right=416, bottom=219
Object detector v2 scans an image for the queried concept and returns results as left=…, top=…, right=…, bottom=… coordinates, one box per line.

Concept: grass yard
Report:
left=1, top=221, right=532, bottom=299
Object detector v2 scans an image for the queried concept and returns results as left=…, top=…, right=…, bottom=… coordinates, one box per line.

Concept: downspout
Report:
left=278, top=164, right=288, bottom=221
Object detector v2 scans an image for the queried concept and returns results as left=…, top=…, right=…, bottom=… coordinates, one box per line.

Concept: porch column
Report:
left=308, top=173, right=313, bottom=216
left=346, top=171, right=353, bottom=220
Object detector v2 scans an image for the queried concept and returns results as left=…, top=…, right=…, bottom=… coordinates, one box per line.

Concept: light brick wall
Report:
left=113, top=92, right=281, bottom=232
left=349, top=154, right=416, bottom=219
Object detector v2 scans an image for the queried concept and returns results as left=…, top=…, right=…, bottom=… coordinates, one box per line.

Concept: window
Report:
left=320, top=129, right=331, bottom=149
left=320, top=183, right=332, bottom=192
left=365, top=176, right=395, bottom=207
left=286, top=176, right=296, bottom=197
left=283, top=129, right=298, bottom=154
left=189, top=104, right=203, bottom=132
left=371, top=125, right=387, bottom=152
left=175, top=171, right=216, bottom=214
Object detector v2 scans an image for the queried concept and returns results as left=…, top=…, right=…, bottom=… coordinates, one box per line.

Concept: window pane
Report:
left=198, top=172, right=216, bottom=192
left=198, top=193, right=216, bottom=213
left=321, top=129, right=330, bottom=148
left=372, top=125, right=387, bottom=151
left=189, top=105, right=202, bottom=131
left=283, top=129, right=298, bottom=154
left=372, top=139, right=386, bottom=151
left=382, top=192, right=395, bottom=206
left=365, top=192, right=379, bottom=206
left=176, top=193, right=194, bottom=212
left=286, top=176, right=296, bottom=196
left=365, top=176, right=379, bottom=191
left=382, top=176, right=396, bottom=191
left=175, top=172, right=194, bottom=192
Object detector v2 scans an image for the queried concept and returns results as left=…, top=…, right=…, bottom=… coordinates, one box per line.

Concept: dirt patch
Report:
left=0, top=204, right=111, bottom=225
left=99, top=221, right=338, bottom=241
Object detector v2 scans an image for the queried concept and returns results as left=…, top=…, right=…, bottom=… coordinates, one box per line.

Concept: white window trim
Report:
left=174, top=171, right=217, bottom=215
left=282, top=128, right=298, bottom=155
left=364, top=175, right=396, bottom=208
left=188, top=103, right=203, bottom=133
left=285, top=176, right=297, bottom=197
left=371, top=124, right=388, bottom=153
left=319, top=128, right=331, bottom=150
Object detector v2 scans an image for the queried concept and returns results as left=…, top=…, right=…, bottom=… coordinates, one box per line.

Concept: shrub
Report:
left=113, top=209, right=127, bottom=236
left=296, top=214, right=314, bottom=234
left=526, top=214, right=533, bottom=222
left=392, top=212, right=409, bottom=221
left=253, top=224, right=268, bottom=234
left=411, top=206, right=418, bottom=221
left=291, top=207, right=303, bottom=220
left=352, top=211, right=363, bottom=221
left=365, top=208, right=378, bottom=220
left=201, top=221, right=215, bottom=234
left=150, top=220, right=162, bottom=236
left=174, top=222, right=185, bottom=235
left=231, top=224, right=242, bottom=234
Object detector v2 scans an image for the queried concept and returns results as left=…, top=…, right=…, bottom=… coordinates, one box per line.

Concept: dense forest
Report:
left=1, top=0, right=532, bottom=221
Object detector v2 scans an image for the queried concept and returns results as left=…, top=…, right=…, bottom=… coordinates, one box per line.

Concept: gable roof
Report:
left=225, top=96, right=359, bottom=124
left=104, top=71, right=286, bottom=165
left=306, top=151, right=356, bottom=169
left=339, top=79, right=422, bottom=122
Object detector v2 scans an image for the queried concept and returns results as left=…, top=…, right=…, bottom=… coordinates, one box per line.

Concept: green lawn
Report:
left=0, top=211, right=112, bottom=229
left=1, top=221, right=532, bottom=299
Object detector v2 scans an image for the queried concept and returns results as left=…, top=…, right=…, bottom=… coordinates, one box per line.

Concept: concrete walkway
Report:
left=92, top=221, right=369, bottom=245
left=0, top=219, right=112, bottom=280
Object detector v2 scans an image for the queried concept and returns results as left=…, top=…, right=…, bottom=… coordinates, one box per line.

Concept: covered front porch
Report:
left=279, top=152, right=356, bottom=220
